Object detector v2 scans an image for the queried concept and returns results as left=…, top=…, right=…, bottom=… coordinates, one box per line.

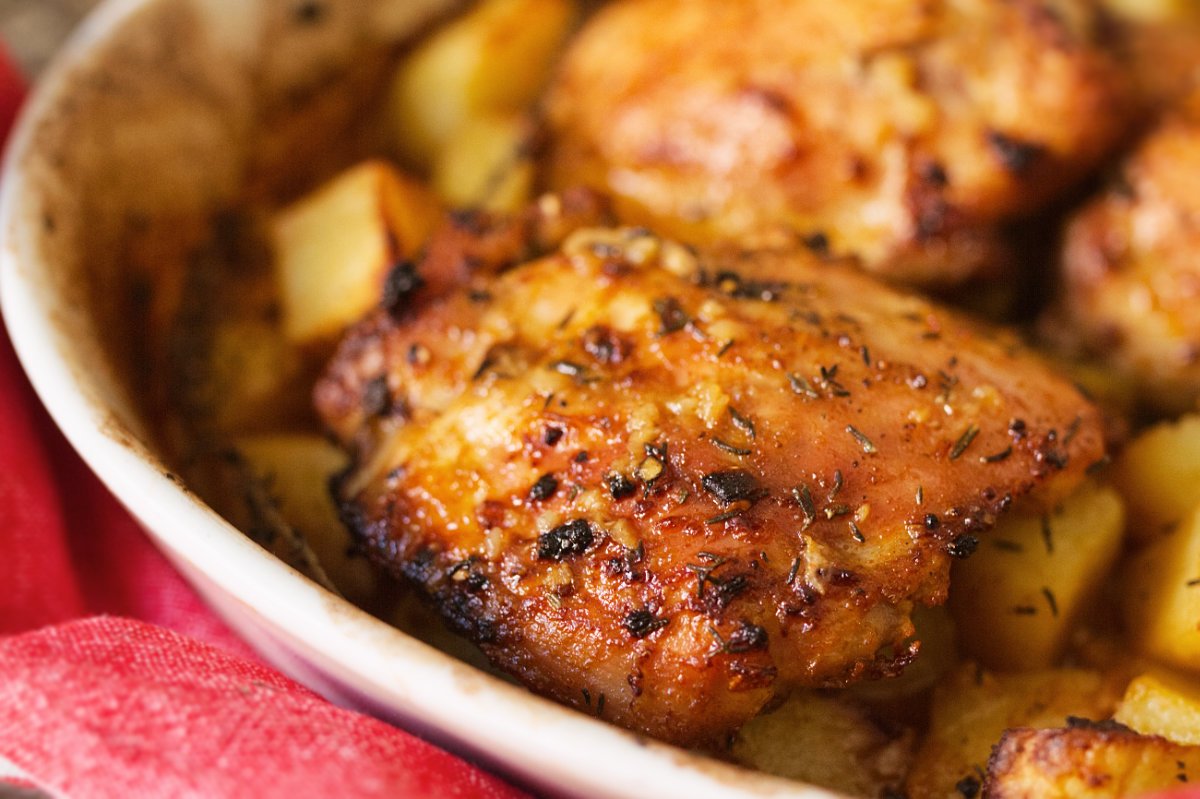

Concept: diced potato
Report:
left=388, top=0, right=577, bottom=168
left=906, top=666, right=1124, bottom=798
left=272, top=160, right=441, bottom=343
left=1111, top=414, right=1200, bottom=542
left=1124, top=503, right=1200, bottom=672
left=845, top=606, right=960, bottom=719
left=733, top=692, right=912, bottom=798
left=236, top=433, right=381, bottom=607
left=432, top=112, right=535, bottom=212
left=986, top=725, right=1200, bottom=798
left=1116, top=670, right=1200, bottom=745
left=949, top=482, right=1125, bottom=671
left=201, top=317, right=310, bottom=435
left=1059, top=357, right=1137, bottom=424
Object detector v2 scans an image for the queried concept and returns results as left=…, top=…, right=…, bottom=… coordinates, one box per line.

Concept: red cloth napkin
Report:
left=0, top=48, right=525, bottom=799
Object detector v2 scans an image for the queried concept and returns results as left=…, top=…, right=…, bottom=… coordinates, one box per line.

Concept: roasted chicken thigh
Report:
left=316, top=222, right=1103, bottom=747
left=544, top=0, right=1131, bottom=286
left=1047, top=94, right=1200, bottom=413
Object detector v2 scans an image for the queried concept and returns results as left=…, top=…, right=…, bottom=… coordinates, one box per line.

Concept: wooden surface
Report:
left=0, top=0, right=100, bottom=76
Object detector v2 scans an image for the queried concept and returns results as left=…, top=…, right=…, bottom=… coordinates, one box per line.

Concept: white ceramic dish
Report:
left=0, top=1, right=829, bottom=796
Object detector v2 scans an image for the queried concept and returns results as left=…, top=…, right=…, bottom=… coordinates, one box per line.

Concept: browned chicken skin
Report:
left=1046, top=94, right=1200, bottom=414
left=543, top=0, right=1131, bottom=286
left=1107, top=3, right=1200, bottom=111
left=316, top=214, right=1103, bottom=747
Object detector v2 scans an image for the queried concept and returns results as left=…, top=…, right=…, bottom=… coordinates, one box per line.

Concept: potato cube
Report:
left=1124, top=503, right=1200, bottom=672
left=273, top=160, right=441, bottom=343
left=733, top=692, right=912, bottom=798
left=949, top=482, right=1125, bottom=670
left=432, top=112, right=535, bottom=212
left=1057, top=357, right=1137, bottom=423
left=1116, top=671, right=1200, bottom=745
left=1111, top=414, right=1200, bottom=542
left=906, top=666, right=1124, bottom=798
left=844, top=606, right=960, bottom=719
left=388, top=0, right=577, bottom=168
left=198, top=317, right=310, bottom=435
left=236, top=434, right=380, bottom=607
left=986, top=725, right=1200, bottom=798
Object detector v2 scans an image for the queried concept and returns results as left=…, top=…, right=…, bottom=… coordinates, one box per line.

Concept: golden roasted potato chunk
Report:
left=949, top=482, right=1125, bottom=671
left=432, top=113, right=536, bottom=212
left=732, top=692, right=912, bottom=797
left=388, top=0, right=577, bottom=168
left=844, top=606, right=960, bottom=719
left=1046, top=95, right=1200, bottom=414
left=545, top=0, right=1131, bottom=285
left=1116, top=670, right=1200, bottom=745
left=906, top=666, right=1124, bottom=798
left=272, top=160, right=441, bottom=343
left=1111, top=414, right=1200, bottom=542
left=197, top=317, right=310, bottom=435
left=986, top=724, right=1200, bottom=798
left=1124, top=505, right=1200, bottom=673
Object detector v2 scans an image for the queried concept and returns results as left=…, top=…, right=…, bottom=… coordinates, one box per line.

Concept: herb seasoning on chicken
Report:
left=315, top=225, right=1103, bottom=747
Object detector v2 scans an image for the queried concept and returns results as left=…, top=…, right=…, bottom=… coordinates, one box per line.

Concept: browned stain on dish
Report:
left=16, top=0, right=470, bottom=434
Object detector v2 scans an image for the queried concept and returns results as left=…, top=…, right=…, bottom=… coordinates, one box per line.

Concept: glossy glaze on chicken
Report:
left=316, top=219, right=1102, bottom=746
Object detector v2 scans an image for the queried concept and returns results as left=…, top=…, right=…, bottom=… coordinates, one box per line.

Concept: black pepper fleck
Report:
left=607, top=473, right=637, bottom=500
left=380, top=261, right=424, bottom=318
left=802, top=231, right=830, bottom=255
left=653, top=297, right=689, bottom=335
left=986, top=130, right=1044, bottom=175
left=538, top=519, right=595, bottom=561
left=702, top=470, right=761, bottom=504
left=528, top=473, right=559, bottom=503
left=946, top=535, right=979, bottom=559
left=294, top=1, right=325, bottom=24
left=725, top=621, right=768, bottom=653
left=955, top=775, right=981, bottom=799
